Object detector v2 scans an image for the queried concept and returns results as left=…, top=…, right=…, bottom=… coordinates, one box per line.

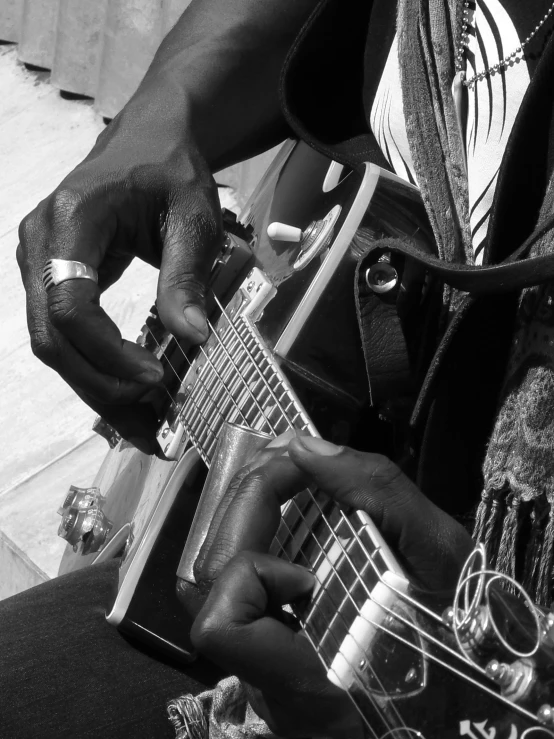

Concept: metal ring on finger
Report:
left=42, top=259, right=98, bottom=292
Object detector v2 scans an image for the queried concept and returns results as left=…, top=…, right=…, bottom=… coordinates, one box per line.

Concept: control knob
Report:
left=57, top=485, right=112, bottom=556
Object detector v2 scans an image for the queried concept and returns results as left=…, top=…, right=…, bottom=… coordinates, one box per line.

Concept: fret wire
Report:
left=200, top=337, right=267, bottom=431
left=291, top=494, right=486, bottom=678
left=272, top=513, right=398, bottom=735
left=211, top=296, right=298, bottom=430
left=145, top=312, right=436, bottom=713
left=145, top=315, right=419, bottom=729
left=172, top=321, right=272, bottom=436
left=206, top=313, right=285, bottom=432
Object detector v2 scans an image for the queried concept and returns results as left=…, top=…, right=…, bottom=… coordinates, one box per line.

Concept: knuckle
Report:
left=190, top=612, right=232, bottom=654
left=45, top=187, right=84, bottom=230
left=159, top=268, right=206, bottom=297
left=48, top=292, right=79, bottom=330
left=29, top=328, right=56, bottom=365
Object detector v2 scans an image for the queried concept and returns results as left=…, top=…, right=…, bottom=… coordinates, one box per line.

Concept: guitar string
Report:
left=183, top=331, right=497, bottom=687
left=203, top=315, right=289, bottom=431
left=271, top=513, right=406, bottom=733
left=144, top=328, right=219, bottom=449
left=167, top=331, right=405, bottom=732
left=148, top=316, right=468, bottom=683
left=295, top=489, right=492, bottom=680
left=271, top=506, right=523, bottom=721
left=150, top=328, right=396, bottom=731
left=143, top=312, right=492, bottom=711
left=148, top=313, right=443, bottom=656
left=212, top=294, right=307, bottom=429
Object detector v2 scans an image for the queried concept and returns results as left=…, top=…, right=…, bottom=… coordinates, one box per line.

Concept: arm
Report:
left=17, top=0, right=320, bottom=447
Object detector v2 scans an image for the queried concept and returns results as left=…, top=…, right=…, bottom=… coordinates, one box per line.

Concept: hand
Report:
left=191, top=436, right=474, bottom=737
left=17, top=112, right=222, bottom=450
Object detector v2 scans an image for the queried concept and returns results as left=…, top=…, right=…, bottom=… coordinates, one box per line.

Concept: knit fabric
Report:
left=167, top=677, right=275, bottom=739
left=475, top=176, right=554, bottom=605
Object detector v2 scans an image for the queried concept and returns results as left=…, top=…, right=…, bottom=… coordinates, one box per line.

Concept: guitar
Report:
left=55, top=140, right=554, bottom=735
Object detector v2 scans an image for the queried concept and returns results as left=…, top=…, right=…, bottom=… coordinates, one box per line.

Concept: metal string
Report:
left=143, top=307, right=497, bottom=713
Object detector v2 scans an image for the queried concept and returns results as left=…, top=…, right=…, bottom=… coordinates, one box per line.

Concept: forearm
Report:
left=116, top=0, right=320, bottom=171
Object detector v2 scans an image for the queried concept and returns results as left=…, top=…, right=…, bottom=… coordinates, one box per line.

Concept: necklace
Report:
left=455, top=0, right=554, bottom=88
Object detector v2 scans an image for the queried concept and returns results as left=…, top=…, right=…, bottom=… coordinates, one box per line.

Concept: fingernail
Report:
left=296, top=436, right=343, bottom=456
left=135, top=366, right=164, bottom=384
left=184, top=305, right=208, bottom=337
left=292, top=564, right=317, bottom=589
left=265, top=430, right=296, bottom=449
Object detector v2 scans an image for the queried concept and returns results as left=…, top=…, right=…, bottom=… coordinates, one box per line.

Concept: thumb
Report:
left=156, top=186, right=222, bottom=343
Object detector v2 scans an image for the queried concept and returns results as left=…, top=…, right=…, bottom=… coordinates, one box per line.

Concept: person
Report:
left=7, top=0, right=554, bottom=735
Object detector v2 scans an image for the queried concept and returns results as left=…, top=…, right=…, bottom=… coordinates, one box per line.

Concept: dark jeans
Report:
left=0, top=561, right=218, bottom=738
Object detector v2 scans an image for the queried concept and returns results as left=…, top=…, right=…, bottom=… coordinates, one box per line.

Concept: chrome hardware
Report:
left=542, top=612, right=554, bottom=647
left=92, top=416, right=121, bottom=449
left=293, top=205, right=342, bottom=271
left=485, top=658, right=535, bottom=703
left=538, top=704, right=554, bottom=727
left=57, top=485, right=105, bottom=514
left=365, top=253, right=399, bottom=294
left=57, top=485, right=112, bottom=555
left=455, top=605, right=495, bottom=654
left=177, top=423, right=272, bottom=584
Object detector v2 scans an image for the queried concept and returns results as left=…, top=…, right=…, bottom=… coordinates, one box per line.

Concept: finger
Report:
left=288, top=437, right=473, bottom=590
left=26, top=289, right=158, bottom=405
left=156, top=184, right=222, bottom=344
left=288, top=437, right=417, bottom=534
left=71, top=385, right=160, bottom=454
left=193, top=430, right=301, bottom=584
left=192, top=553, right=317, bottom=678
left=47, top=280, right=164, bottom=385
left=20, top=202, right=164, bottom=399
left=192, top=553, right=362, bottom=738
left=195, top=455, right=309, bottom=584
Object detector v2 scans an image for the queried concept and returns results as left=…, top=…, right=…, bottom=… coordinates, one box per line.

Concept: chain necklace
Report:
left=455, top=0, right=554, bottom=88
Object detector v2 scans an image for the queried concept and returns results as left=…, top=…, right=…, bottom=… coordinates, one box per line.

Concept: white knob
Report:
left=267, top=222, right=303, bottom=242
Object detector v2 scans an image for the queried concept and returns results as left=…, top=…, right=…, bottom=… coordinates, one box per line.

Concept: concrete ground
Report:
left=0, top=43, right=271, bottom=598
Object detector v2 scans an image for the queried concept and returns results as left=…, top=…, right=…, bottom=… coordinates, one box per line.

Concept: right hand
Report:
left=17, top=116, right=223, bottom=450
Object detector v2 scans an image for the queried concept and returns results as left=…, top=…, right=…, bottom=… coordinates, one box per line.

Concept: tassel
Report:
left=472, top=489, right=492, bottom=544
left=495, top=494, right=521, bottom=590
left=481, top=490, right=506, bottom=569
left=522, top=497, right=549, bottom=598
left=536, top=506, right=554, bottom=608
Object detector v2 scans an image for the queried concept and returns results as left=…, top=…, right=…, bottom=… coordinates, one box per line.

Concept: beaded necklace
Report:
left=451, top=0, right=554, bottom=169
left=455, top=0, right=554, bottom=88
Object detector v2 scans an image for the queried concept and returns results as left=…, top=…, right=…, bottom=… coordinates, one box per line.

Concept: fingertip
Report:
left=183, top=304, right=209, bottom=341
left=157, top=293, right=209, bottom=344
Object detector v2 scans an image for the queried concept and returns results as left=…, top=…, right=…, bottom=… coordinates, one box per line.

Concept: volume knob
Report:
left=57, top=485, right=112, bottom=555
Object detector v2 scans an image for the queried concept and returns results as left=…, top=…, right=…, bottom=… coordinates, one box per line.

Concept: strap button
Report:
left=365, top=260, right=399, bottom=294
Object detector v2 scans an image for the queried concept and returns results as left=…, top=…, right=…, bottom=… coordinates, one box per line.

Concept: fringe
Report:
left=522, top=497, right=549, bottom=600
left=494, top=494, right=521, bottom=591
left=480, top=489, right=507, bottom=569
left=472, top=489, right=492, bottom=544
left=536, top=506, right=554, bottom=608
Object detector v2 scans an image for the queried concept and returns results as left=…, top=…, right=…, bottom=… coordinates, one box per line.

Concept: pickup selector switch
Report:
left=267, top=222, right=303, bottom=242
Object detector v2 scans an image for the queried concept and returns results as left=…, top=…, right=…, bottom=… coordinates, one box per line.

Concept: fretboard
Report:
left=156, top=289, right=314, bottom=463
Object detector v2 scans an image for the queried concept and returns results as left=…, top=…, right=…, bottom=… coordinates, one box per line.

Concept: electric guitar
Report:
left=55, top=141, right=554, bottom=735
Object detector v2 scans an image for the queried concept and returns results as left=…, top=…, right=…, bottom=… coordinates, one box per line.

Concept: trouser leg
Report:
left=0, top=560, right=218, bottom=739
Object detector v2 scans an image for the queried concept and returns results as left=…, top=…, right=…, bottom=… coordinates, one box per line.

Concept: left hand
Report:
left=191, top=436, right=474, bottom=737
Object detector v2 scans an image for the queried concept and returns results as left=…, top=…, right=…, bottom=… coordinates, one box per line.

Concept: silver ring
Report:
left=42, top=259, right=98, bottom=292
